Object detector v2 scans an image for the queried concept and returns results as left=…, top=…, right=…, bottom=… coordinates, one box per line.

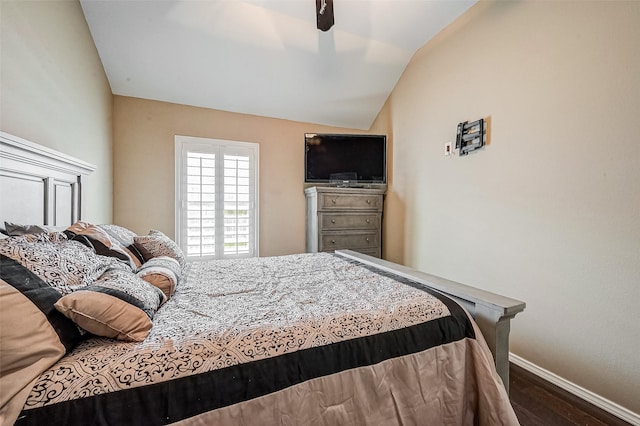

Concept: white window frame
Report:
left=175, top=135, right=259, bottom=260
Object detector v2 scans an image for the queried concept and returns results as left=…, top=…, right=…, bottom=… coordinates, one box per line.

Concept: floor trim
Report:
left=509, top=353, right=640, bottom=426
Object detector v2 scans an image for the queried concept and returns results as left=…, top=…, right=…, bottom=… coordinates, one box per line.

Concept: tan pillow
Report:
left=136, top=256, right=181, bottom=300
left=55, top=268, right=165, bottom=342
left=55, top=292, right=152, bottom=342
left=0, top=254, right=81, bottom=425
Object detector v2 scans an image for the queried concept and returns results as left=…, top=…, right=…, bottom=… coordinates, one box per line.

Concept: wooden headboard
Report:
left=0, top=131, right=96, bottom=227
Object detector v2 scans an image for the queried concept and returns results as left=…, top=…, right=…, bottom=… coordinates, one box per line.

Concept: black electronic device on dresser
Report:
left=304, top=133, right=387, bottom=187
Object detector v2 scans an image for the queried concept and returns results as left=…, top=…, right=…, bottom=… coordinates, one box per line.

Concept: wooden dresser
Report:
left=305, top=186, right=385, bottom=258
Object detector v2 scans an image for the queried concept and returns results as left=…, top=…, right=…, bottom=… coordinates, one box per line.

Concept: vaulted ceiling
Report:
left=81, top=0, right=476, bottom=130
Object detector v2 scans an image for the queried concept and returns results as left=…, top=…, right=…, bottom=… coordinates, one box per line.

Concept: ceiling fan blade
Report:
left=316, top=0, right=334, bottom=32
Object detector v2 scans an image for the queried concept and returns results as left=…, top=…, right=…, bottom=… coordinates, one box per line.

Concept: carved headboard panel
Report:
left=0, top=131, right=96, bottom=227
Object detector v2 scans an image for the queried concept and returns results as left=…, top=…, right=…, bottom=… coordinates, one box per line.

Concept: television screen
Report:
left=304, top=133, right=387, bottom=184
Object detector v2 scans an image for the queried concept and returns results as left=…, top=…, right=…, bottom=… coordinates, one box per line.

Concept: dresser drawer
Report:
left=319, top=213, right=381, bottom=230
left=319, top=193, right=383, bottom=211
left=320, top=231, right=379, bottom=251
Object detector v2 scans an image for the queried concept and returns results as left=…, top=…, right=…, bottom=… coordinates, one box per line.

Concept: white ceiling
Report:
left=81, top=0, right=476, bottom=130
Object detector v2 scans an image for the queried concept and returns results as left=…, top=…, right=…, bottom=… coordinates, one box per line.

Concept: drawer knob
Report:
left=331, top=239, right=336, bottom=244
left=366, top=219, right=370, bottom=224
left=366, top=199, right=371, bottom=204
left=331, top=199, right=336, bottom=204
left=331, top=219, right=336, bottom=224
left=366, top=238, right=370, bottom=242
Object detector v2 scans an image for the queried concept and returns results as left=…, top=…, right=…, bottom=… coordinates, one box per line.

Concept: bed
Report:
left=0, top=131, right=526, bottom=425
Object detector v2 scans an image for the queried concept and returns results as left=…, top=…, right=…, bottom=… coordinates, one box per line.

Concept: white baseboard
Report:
left=509, top=353, right=640, bottom=426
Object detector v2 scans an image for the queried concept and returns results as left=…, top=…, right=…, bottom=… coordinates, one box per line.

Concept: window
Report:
left=175, top=136, right=259, bottom=260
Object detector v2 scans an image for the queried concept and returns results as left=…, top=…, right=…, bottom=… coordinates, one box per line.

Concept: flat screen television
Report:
left=304, top=133, right=387, bottom=185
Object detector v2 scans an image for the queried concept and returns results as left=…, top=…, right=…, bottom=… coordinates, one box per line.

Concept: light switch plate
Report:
left=445, top=142, right=452, bottom=156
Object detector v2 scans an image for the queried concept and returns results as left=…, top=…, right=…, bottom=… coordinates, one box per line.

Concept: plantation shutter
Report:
left=176, top=136, right=259, bottom=260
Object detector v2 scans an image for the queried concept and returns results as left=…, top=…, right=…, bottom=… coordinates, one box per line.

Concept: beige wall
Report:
left=374, top=0, right=639, bottom=414
left=367, top=100, right=399, bottom=261
left=112, top=96, right=365, bottom=256
left=0, top=0, right=113, bottom=223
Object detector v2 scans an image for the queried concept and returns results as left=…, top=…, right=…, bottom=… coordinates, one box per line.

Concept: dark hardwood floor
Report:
left=509, top=362, right=631, bottom=426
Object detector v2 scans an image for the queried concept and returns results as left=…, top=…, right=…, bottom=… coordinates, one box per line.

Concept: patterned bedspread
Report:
left=16, top=253, right=508, bottom=425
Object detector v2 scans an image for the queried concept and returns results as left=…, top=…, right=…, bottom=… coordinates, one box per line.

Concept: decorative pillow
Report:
left=4, top=221, right=65, bottom=236
left=98, top=224, right=145, bottom=265
left=136, top=256, right=181, bottom=300
left=54, top=268, right=166, bottom=342
left=98, top=224, right=137, bottom=245
left=66, top=221, right=142, bottom=270
left=134, top=230, right=186, bottom=269
left=0, top=232, right=125, bottom=295
left=1, top=255, right=81, bottom=424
